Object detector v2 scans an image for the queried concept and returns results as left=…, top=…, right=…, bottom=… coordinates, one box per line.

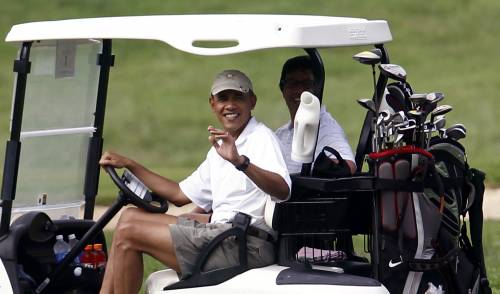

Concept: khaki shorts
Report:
left=170, top=217, right=275, bottom=279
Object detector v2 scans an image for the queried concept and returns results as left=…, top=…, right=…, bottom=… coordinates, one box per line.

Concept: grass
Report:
left=0, top=0, right=500, bottom=196
left=483, top=220, right=500, bottom=291
left=0, top=2, right=498, bottom=291
left=0, top=3, right=497, bottom=292
left=104, top=220, right=500, bottom=293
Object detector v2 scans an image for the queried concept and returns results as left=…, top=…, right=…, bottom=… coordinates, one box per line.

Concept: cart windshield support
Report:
left=0, top=39, right=114, bottom=235
left=0, top=41, right=32, bottom=236
left=83, top=39, right=114, bottom=219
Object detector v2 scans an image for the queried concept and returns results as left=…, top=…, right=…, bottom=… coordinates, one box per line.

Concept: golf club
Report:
left=357, top=98, right=377, bottom=114
left=353, top=48, right=382, bottom=104
left=378, top=64, right=407, bottom=82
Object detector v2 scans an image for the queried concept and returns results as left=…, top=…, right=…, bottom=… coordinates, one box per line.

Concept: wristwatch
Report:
left=235, top=155, right=250, bottom=171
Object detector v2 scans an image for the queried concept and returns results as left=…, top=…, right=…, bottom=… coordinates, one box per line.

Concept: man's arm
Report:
left=208, top=126, right=290, bottom=201
left=99, top=151, right=191, bottom=206
left=318, top=110, right=357, bottom=174
left=329, top=158, right=356, bottom=174
left=179, top=206, right=212, bottom=223
left=234, top=155, right=290, bottom=200
left=346, top=160, right=356, bottom=174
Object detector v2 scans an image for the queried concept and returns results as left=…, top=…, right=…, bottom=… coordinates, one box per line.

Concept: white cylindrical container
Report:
left=291, top=91, right=320, bottom=163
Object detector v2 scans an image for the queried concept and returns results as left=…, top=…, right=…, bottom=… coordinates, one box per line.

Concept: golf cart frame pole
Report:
left=83, top=39, right=114, bottom=220
left=300, top=48, right=325, bottom=177
left=367, top=44, right=389, bottom=280
left=0, top=42, right=32, bottom=237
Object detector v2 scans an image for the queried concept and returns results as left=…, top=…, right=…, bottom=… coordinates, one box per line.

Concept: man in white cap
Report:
left=99, top=69, right=291, bottom=294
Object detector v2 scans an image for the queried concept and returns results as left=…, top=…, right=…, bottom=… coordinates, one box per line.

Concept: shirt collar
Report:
left=235, top=116, right=257, bottom=146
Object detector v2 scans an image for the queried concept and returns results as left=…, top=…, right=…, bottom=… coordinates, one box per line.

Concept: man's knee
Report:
left=117, top=206, right=144, bottom=225
left=115, top=208, right=143, bottom=240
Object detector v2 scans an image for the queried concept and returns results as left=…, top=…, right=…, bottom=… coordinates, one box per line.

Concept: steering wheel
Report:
left=104, top=165, right=169, bottom=213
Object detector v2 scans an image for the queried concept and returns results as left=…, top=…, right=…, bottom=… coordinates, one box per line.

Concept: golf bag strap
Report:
left=375, top=179, right=424, bottom=192
left=406, top=248, right=460, bottom=272
left=465, top=169, right=492, bottom=293
left=459, top=221, right=492, bottom=294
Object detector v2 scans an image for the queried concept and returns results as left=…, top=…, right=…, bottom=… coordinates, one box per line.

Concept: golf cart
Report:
left=0, top=15, right=489, bottom=294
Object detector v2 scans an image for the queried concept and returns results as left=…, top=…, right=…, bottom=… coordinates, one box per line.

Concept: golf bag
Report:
left=370, top=141, right=491, bottom=294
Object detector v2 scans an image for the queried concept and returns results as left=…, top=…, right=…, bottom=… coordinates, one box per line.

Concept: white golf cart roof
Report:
left=6, top=14, right=392, bottom=55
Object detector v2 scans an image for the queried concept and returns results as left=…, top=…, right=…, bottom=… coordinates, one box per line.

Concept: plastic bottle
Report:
left=67, top=234, right=80, bottom=264
left=291, top=91, right=321, bottom=163
left=93, top=243, right=107, bottom=269
left=53, top=235, right=71, bottom=263
left=80, top=244, right=95, bottom=269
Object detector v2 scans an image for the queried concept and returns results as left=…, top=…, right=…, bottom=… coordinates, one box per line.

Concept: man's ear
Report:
left=250, top=94, right=257, bottom=110
left=209, top=95, right=215, bottom=110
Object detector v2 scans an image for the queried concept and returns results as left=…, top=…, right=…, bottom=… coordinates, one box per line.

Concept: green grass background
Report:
left=0, top=0, right=500, bottom=196
left=0, top=1, right=499, bottom=292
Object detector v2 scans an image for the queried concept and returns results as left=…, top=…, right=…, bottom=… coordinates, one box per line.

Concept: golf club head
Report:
left=448, top=123, right=466, bottom=134
left=407, top=109, right=423, bottom=120
left=386, top=85, right=408, bottom=112
left=390, top=111, right=406, bottom=124
left=434, top=115, right=446, bottom=130
left=397, top=119, right=417, bottom=131
left=353, top=49, right=382, bottom=65
left=426, top=92, right=445, bottom=104
left=431, top=105, right=453, bottom=120
left=377, top=110, right=391, bottom=125
left=445, top=127, right=466, bottom=141
left=409, top=93, right=428, bottom=108
left=357, top=98, right=376, bottom=114
left=378, top=64, right=407, bottom=82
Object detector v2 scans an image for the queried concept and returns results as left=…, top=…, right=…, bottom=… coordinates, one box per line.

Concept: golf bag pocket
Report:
left=378, top=159, right=414, bottom=236
left=370, top=146, right=433, bottom=238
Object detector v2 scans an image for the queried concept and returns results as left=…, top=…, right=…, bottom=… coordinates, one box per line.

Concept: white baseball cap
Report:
left=211, top=69, right=253, bottom=95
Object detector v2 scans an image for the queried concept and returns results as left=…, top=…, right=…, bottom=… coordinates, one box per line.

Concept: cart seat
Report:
left=145, top=269, right=179, bottom=293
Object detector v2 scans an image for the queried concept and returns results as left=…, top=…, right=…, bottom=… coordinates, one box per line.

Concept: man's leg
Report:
left=99, top=207, right=180, bottom=294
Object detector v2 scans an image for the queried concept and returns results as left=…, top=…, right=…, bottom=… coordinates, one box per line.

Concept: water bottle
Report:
left=67, top=234, right=80, bottom=264
left=291, top=91, right=320, bottom=163
left=53, top=235, right=70, bottom=263
left=93, top=243, right=107, bottom=269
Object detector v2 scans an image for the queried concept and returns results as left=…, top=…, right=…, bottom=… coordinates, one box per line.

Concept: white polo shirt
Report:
left=179, top=117, right=291, bottom=227
left=275, top=105, right=355, bottom=174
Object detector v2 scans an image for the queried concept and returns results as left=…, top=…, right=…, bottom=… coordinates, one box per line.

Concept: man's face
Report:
left=210, top=89, right=256, bottom=137
left=281, top=69, right=316, bottom=118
